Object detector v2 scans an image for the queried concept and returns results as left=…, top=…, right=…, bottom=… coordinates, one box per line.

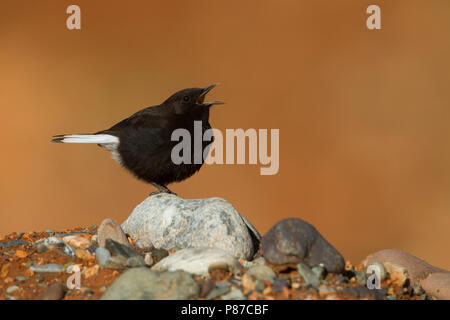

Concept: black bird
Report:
left=52, top=84, right=224, bottom=194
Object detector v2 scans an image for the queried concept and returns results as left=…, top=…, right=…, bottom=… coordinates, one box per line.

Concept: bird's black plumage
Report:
left=52, top=84, right=224, bottom=194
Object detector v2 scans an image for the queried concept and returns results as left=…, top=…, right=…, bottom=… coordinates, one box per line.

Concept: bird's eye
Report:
left=183, top=96, right=190, bottom=102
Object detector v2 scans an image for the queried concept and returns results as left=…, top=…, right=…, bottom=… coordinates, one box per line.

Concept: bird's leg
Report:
left=149, top=182, right=176, bottom=196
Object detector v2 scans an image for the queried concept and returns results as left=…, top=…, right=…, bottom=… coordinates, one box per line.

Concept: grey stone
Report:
left=216, top=281, right=232, bottom=289
left=105, top=238, right=143, bottom=259
left=30, top=264, right=63, bottom=273
left=340, top=286, right=388, bottom=300
left=152, top=247, right=241, bottom=275
left=127, top=255, right=147, bottom=267
left=221, top=288, right=247, bottom=300
left=101, top=268, right=199, bottom=300
left=273, top=277, right=291, bottom=292
left=40, top=283, right=66, bottom=300
left=242, top=257, right=267, bottom=269
left=95, top=247, right=111, bottom=266
left=86, top=244, right=98, bottom=254
left=0, top=240, right=28, bottom=248
left=254, top=279, right=266, bottom=292
left=262, top=218, right=345, bottom=273
left=97, top=218, right=130, bottom=248
left=149, top=248, right=169, bottom=263
left=121, top=194, right=258, bottom=260
left=312, top=265, right=326, bottom=280
left=246, top=265, right=276, bottom=281
left=15, top=276, right=28, bottom=282
left=106, top=255, right=128, bottom=269
left=297, top=263, right=320, bottom=287
left=32, top=237, right=75, bottom=258
left=6, top=286, right=19, bottom=294
left=356, top=270, right=368, bottom=285
left=205, top=286, right=230, bottom=300
left=144, top=252, right=154, bottom=266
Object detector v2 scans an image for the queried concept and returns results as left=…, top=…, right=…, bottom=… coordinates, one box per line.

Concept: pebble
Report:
left=75, top=249, right=95, bottom=261
left=297, top=263, right=320, bottom=287
left=336, top=274, right=347, bottom=283
left=121, top=193, right=259, bottom=260
left=6, top=286, right=19, bottom=294
left=144, top=252, right=154, bottom=266
left=200, top=279, right=216, bottom=297
left=82, top=265, right=100, bottom=279
left=30, top=264, right=63, bottom=273
left=364, top=249, right=442, bottom=285
left=97, top=218, right=130, bottom=248
left=242, top=273, right=255, bottom=294
left=221, top=288, right=247, bottom=300
left=273, top=277, right=291, bottom=292
left=152, top=248, right=240, bottom=275
left=311, top=265, right=326, bottom=280
left=127, top=255, right=147, bottom=267
left=242, top=257, right=267, bottom=269
left=356, top=270, right=368, bottom=286
left=95, top=247, right=111, bottom=266
left=0, top=240, right=28, bottom=248
left=40, top=283, right=66, bottom=300
left=149, top=248, right=169, bottom=263
left=341, top=286, right=388, bottom=300
left=135, top=238, right=154, bottom=252
left=206, top=286, right=231, bottom=300
left=14, top=250, right=28, bottom=258
left=420, top=272, right=450, bottom=300
left=318, top=286, right=336, bottom=296
left=105, top=239, right=143, bottom=259
left=63, top=234, right=91, bottom=250
left=33, top=237, right=75, bottom=258
left=246, top=265, right=276, bottom=282
left=254, top=279, right=266, bottom=292
left=15, top=276, right=28, bottom=281
left=261, top=218, right=345, bottom=273
left=107, top=255, right=128, bottom=269
left=86, top=244, right=98, bottom=254
left=101, top=268, right=200, bottom=300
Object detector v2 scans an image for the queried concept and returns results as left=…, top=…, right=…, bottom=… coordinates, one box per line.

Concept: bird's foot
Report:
left=149, top=184, right=177, bottom=197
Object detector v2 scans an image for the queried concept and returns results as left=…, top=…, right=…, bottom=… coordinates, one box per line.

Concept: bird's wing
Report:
left=97, top=106, right=176, bottom=154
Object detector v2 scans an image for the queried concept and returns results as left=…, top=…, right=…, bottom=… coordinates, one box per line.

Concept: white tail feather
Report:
left=57, top=134, right=119, bottom=144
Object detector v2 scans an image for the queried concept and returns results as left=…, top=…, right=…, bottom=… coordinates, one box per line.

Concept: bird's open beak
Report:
left=197, top=83, right=225, bottom=106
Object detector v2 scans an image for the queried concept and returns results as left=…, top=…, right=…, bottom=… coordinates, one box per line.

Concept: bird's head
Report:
left=164, top=84, right=225, bottom=115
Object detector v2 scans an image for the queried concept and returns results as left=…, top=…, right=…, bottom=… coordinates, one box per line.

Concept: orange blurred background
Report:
left=1, top=1, right=450, bottom=268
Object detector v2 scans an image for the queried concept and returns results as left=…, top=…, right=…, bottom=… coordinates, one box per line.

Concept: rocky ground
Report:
left=0, top=194, right=449, bottom=300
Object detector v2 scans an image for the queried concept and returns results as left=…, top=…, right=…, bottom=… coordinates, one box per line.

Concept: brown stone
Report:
left=40, top=283, right=66, bottom=300
left=420, top=272, right=450, bottom=300
left=364, top=249, right=447, bottom=284
left=97, top=218, right=129, bottom=248
left=63, top=234, right=91, bottom=249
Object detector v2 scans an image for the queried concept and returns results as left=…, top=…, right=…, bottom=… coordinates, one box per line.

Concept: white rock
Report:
left=152, top=248, right=241, bottom=275
left=121, top=194, right=259, bottom=260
